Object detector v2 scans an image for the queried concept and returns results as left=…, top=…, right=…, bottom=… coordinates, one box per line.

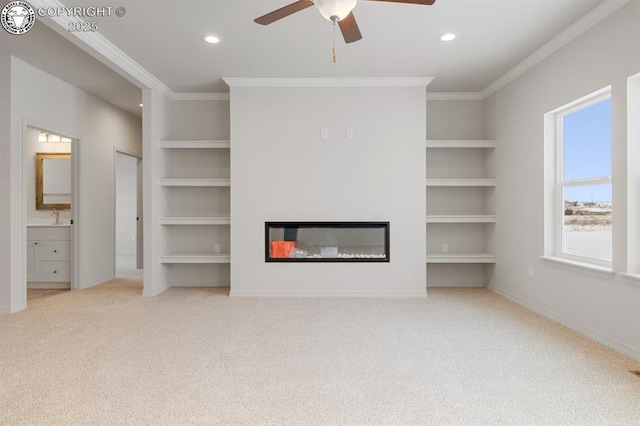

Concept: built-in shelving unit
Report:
left=426, top=215, right=497, bottom=223
left=160, top=178, right=230, bottom=187
left=426, top=139, right=496, bottom=286
left=426, top=140, right=497, bottom=149
left=426, top=253, right=497, bottom=263
left=160, top=140, right=231, bottom=285
left=426, top=178, right=497, bottom=187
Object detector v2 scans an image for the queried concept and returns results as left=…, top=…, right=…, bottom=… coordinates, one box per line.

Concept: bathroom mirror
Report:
left=35, top=153, right=71, bottom=210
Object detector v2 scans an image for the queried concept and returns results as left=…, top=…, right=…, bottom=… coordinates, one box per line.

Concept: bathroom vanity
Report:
left=27, top=225, right=71, bottom=289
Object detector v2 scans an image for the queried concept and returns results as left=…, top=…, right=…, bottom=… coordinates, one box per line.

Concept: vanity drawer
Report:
left=39, top=240, right=70, bottom=261
left=27, top=227, right=70, bottom=241
left=39, top=261, right=70, bottom=282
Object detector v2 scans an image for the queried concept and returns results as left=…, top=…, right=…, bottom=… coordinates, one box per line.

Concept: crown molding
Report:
left=481, top=0, right=630, bottom=99
left=427, top=92, right=483, bottom=101
left=31, top=0, right=174, bottom=98
left=171, top=92, right=230, bottom=101
left=223, top=77, right=434, bottom=88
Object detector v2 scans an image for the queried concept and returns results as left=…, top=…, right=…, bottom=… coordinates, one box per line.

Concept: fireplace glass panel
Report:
left=265, top=222, right=389, bottom=262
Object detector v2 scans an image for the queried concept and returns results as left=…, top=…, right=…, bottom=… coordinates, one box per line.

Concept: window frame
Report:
left=552, top=88, right=612, bottom=267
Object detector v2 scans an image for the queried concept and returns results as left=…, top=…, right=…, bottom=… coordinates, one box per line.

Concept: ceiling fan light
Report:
left=315, top=0, right=357, bottom=22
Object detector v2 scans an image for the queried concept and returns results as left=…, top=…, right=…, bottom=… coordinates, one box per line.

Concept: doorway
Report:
left=24, top=126, right=78, bottom=298
left=115, top=150, right=143, bottom=280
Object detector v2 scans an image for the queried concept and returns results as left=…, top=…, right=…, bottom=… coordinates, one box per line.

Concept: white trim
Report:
left=627, top=72, right=640, bottom=273
left=426, top=140, right=496, bottom=148
left=113, top=148, right=143, bottom=285
left=160, top=178, right=230, bottom=187
left=482, top=0, right=630, bottom=99
left=160, top=217, right=230, bottom=225
left=426, top=178, right=496, bottom=187
left=540, top=256, right=614, bottom=279
left=31, top=0, right=173, bottom=97
left=229, top=291, right=428, bottom=298
left=488, top=284, right=640, bottom=363
left=160, top=140, right=230, bottom=149
left=142, top=285, right=169, bottom=297
left=78, top=274, right=116, bottom=290
left=27, top=282, right=71, bottom=289
left=169, top=281, right=229, bottom=288
left=545, top=87, right=613, bottom=266
left=426, top=253, right=496, bottom=263
left=619, top=273, right=640, bottom=288
left=0, top=306, right=12, bottom=314
left=223, top=77, right=433, bottom=88
left=426, top=215, right=497, bottom=223
left=171, top=93, right=230, bottom=101
left=34, top=0, right=628, bottom=102
left=426, top=92, right=483, bottom=101
left=160, top=254, right=231, bottom=264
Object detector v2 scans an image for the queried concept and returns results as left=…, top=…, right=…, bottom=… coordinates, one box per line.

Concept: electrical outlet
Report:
left=214, top=243, right=221, bottom=253
left=442, top=243, right=448, bottom=253
left=346, top=128, right=353, bottom=138
left=528, top=266, right=534, bottom=279
left=321, top=128, right=329, bottom=139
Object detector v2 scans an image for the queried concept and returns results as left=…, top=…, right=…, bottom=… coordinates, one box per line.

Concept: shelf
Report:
left=160, top=140, right=230, bottom=149
left=160, top=254, right=231, bottom=264
left=160, top=217, right=230, bottom=225
left=426, top=253, right=496, bottom=264
left=426, top=215, right=496, bottom=223
left=426, top=179, right=496, bottom=187
left=426, top=140, right=496, bottom=149
left=160, top=179, right=230, bottom=187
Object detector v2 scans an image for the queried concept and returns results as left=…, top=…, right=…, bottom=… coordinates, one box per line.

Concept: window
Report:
left=547, top=88, right=612, bottom=266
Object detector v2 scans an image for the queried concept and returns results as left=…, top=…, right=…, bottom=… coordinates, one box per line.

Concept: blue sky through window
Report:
left=562, top=98, right=612, bottom=202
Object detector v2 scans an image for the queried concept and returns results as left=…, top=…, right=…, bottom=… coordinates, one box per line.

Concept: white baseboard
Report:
left=142, top=285, right=169, bottom=297
left=0, top=304, right=26, bottom=314
left=27, top=282, right=71, bottom=290
left=78, top=274, right=115, bottom=290
left=487, top=284, right=640, bottom=363
left=229, top=290, right=428, bottom=298
left=169, top=280, right=229, bottom=288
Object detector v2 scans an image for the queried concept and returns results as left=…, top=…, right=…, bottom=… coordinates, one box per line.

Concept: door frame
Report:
left=22, top=122, right=80, bottom=295
left=113, top=148, right=143, bottom=275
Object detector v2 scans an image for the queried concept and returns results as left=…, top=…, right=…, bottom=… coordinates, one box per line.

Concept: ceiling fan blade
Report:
left=364, top=0, right=436, bottom=5
left=254, top=0, right=315, bottom=25
left=338, top=12, right=363, bottom=44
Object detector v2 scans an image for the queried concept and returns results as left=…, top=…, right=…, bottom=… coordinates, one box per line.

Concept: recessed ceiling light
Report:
left=203, top=34, right=222, bottom=44
left=439, top=33, right=456, bottom=42
left=139, top=103, right=143, bottom=107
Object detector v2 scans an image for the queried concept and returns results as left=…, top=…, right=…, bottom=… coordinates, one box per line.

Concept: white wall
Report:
left=0, top=55, right=12, bottom=313
left=142, top=88, right=169, bottom=296
left=116, top=152, right=138, bottom=256
left=485, top=1, right=640, bottom=360
left=427, top=99, right=485, bottom=140
left=1, top=56, right=142, bottom=312
left=229, top=84, right=427, bottom=296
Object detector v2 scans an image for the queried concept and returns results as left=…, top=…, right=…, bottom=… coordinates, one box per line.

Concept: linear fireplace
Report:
left=265, top=222, right=390, bottom=262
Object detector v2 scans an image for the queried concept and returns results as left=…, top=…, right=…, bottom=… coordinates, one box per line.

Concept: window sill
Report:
left=540, top=256, right=614, bottom=279
left=618, top=273, right=640, bottom=288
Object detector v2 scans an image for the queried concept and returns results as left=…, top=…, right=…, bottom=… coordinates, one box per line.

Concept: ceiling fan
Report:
left=254, top=0, right=436, bottom=44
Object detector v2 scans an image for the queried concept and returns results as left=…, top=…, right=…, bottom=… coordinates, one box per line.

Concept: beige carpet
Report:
left=2, top=280, right=640, bottom=425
